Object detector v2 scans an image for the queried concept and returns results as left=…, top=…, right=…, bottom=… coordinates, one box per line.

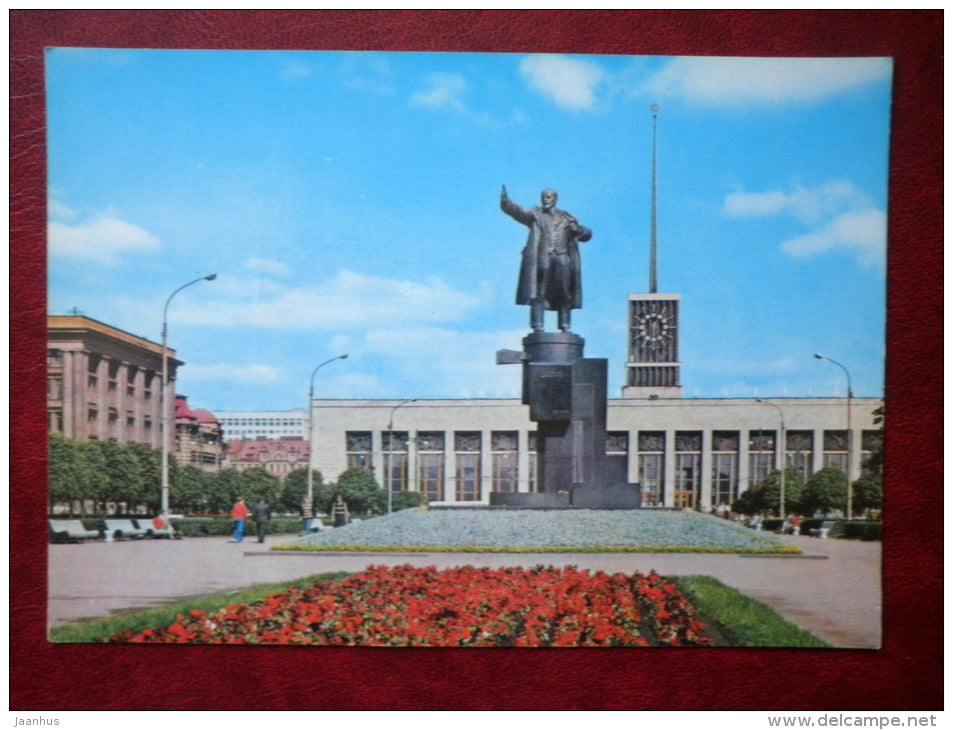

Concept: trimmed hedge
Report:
left=841, top=521, right=882, bottom=541
left=755, top=518, right=881, bottom=541
left=171, top=516, right=315, bottom=537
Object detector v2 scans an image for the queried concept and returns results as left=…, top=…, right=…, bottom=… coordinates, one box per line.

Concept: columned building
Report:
left=47, top=315, right=178, bottom=451
left=309, top=275, right=882, bottom=511
left=309, top=396, right=880, bottom=511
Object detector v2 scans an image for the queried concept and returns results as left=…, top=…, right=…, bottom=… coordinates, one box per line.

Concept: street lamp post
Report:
left=756, top=398, right=786, bottom=518
left=160, top=273, right=216, bottom=515
left=814, top=353, right=854, bottom=518
left=386, top=399, right=417, bottom=514
left=307, top=354, right=349, bottom=501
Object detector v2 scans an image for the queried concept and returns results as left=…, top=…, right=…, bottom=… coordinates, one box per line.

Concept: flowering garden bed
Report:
left=106, top=564, right=710, bottom=646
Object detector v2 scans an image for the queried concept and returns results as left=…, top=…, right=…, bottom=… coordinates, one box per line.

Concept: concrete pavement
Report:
left=48, top=532, right=880, bottom=648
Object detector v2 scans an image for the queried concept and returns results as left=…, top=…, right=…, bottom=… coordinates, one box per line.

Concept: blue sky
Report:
left=46, top=49, right=891, bottom=412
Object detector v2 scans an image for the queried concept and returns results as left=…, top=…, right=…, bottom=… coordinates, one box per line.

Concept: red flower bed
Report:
left=108, top=565, right=710, bottom=646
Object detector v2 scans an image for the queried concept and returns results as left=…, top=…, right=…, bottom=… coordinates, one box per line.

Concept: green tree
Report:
left=128, top=443, right=163, bottom=511
left=48, top=434, right=85, bottom=516
left=863, top=405, right=885, bottom=476
left=78, top=441, right=110, bottom=515
left=758, top=468, right=805, bottom=516
left=238, top=467, right=281, bottom=505
left=173, top=464, right=211, bottom=514
left=209, top=468, right=243, bottom=514
left=330, top=467, right=385, bottom=515
left=733, top=468, right=804, bottom=516
left=282, top=467, right=326, bottom=514
left=802, top=466, right=849, bottom=517
left=100, top=440, right=145, bottom=513
left=852, top=471, right=883, bottom=517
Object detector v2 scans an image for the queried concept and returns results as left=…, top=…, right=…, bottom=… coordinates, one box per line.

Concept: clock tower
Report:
left=622, top=293, right=682, bottom=398
left=622, top=104, right=683, bottom=399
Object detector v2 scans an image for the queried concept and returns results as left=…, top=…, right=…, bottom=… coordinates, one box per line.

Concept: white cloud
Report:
left=178, top=269, right=486, bottom=330
left=363, top=326, right=525, bottom=398
left=48, top=198, right=77, bottom=220
left=48, top=213, right=162, bottom=265
left=520, top=54, right=605, bottom=110
left=781, top=208, right=886, bottom=268
left=640, top=56, right=891, bottom=106
left=725, top=180, right=868, bottom=224
left=279, top=62, right=311, bottom=80
left=184, top=363, right=282, bottom=384
left=245, top=258, right=291, bottom=277
left=411, top=73, right=467, bottom=112
left=724, top=180, right=885, bottom=269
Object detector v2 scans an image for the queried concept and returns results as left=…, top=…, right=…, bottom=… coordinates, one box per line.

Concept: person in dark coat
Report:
left=251, top=498, right=270, bottom=544
left=501, top=186, right=592, bottom=333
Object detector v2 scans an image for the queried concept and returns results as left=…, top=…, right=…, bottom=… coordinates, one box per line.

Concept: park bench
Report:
left=809, top=520, right=836, bottom=539
left=48, top=519, right=101, bottom=543
left=104, top=519, right=148, bottom=540
left=139, top=517, right=176, bottom=539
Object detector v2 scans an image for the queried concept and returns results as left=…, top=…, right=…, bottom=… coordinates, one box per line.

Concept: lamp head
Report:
left=814, top=353, right=823, bottom=359
left=339, top=354, right=349, bottom=360
left=205, top=273, right=217, bottom=281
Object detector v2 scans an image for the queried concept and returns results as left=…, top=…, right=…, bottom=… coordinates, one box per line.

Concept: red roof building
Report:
left=224, top=436, right=310, bottom=479
left=175, top=394, right=227, bottom=472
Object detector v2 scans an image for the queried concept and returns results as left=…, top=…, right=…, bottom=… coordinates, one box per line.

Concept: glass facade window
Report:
left=711, top=431, right=739, bottom=508
left=785, top=431, right=813, bottom=479
left=606, top=431, right=629, bottom=487
left=638, top=431, right=664, bottom=506
left=383, top=431, right=409, bottom=494
left=748, top=431, right=776, bottom=488
left=417, top=431, right=445, bottom=502
left=822, top=430, right=849, bottom=473
left=675, top=431, right=702, bottom=509
left=491, top=431, right=519, bottom=493
left=454, top=431, right=481, bottom=502
left=345, top=431, right=373, bottom=470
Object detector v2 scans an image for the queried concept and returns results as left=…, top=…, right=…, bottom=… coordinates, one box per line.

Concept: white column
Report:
left=480, top=429, right=492, bottom=503
left=699, top=430, right=713, bottom=511
left=738, top=431, right=751, bottom=496
left=812, top=429, right=825, bottom=474
left=444, top=431, right=456, bottom=503
left=662, top=429, right=677, bottom=507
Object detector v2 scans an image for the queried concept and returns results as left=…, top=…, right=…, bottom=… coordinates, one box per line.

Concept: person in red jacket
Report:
left=230, top=497, right=248, bottom=542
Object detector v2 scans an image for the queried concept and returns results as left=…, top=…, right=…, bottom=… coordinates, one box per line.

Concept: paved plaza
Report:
left=48, top=531, right=881, bottom=648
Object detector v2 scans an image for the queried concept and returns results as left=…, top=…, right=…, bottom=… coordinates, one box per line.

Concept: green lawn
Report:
left=673, top=575, right=830, bottom=648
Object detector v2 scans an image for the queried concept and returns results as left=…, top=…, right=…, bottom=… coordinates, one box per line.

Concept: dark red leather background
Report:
left=11, top=11, right=942, bottom=711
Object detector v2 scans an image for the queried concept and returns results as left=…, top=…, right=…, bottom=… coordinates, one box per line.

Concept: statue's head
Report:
left=540, top=189, right=557, bottom=210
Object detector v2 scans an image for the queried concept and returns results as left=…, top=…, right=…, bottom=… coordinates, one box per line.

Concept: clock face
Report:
left=635, top=309, right=674, bottom=348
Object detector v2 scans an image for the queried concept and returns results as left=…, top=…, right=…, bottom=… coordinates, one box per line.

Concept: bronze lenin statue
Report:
left=500, top=186, right=592, bottom=333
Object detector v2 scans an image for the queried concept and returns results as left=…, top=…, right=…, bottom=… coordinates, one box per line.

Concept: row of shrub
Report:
left=69, top=516, right=316, bottom=538
left=759, top=518, right=881, bottom=541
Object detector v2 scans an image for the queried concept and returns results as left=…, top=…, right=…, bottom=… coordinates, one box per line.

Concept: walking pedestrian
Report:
left=230, top=497, right=248, bottom=542
left=252, top=497, right=270, bottom=544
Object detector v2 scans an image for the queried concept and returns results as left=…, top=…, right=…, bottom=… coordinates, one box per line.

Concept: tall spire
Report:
left=649, top=103, right=660, bottom=294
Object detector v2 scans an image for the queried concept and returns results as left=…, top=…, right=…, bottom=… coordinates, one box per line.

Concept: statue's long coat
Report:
left=501, top=197, right=591, bottom=310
